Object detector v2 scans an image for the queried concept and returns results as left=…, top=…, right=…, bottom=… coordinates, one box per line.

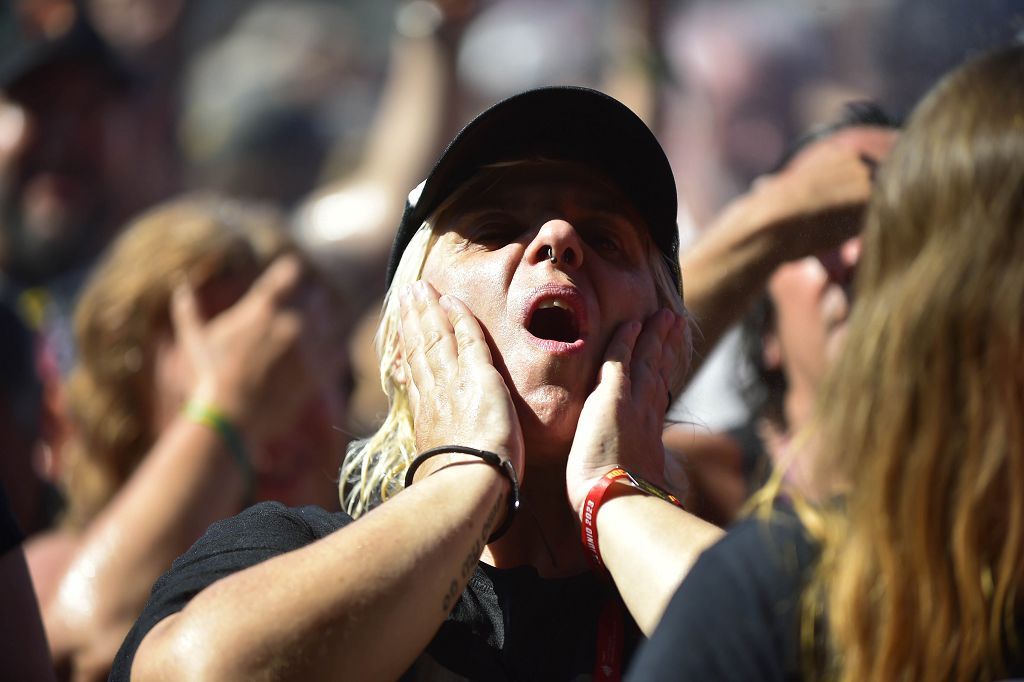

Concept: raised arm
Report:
left=129, top=281, right=523, bottom=681
left=565, top=309, right=723, bottom=634
left=681, top=127, right=897, bottom=378
left=42, top=257, right=341, bottom=681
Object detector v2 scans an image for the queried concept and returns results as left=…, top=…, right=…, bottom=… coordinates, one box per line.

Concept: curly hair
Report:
left=61, top=194, right=292, bottom=529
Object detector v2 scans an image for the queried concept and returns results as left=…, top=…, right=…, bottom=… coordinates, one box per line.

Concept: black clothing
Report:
left=627, top=509, right=1024, bottom=681
left=724, top=421, right=771, bottom=492
left=0, top=486, right=25, bottom=556
left=111, top=501, right=636, bottom=681
left=627, top=509, right=815, bottom=682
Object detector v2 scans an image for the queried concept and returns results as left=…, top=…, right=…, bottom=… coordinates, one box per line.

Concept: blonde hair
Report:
left=62, top=194, right=292, bottom=529
left=757, top=45, right=1024, bottom=681
left=340, top=160, right=688, bottom=516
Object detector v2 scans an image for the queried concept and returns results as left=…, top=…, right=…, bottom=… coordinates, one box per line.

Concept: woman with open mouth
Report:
left=113, top=87, right=722, bottom=682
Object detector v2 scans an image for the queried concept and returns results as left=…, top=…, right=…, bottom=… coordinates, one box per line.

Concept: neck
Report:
left=482, top=453, right=589, bottom=578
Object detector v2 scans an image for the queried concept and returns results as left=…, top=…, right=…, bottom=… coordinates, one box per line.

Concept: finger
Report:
left=248, top=254, right=303, bottom=305
left=597, top=319, right=642, bottom=386
left=632, top=309, right=674, bottom=380
left=626, top=310, right=676, bottom=412
left=657, top=313, right=688, bottom=397
left=403, top=353, right=421, bottom=417
left=440, top=294, right=494, bottom=367
left=659, top=312, right=688, bottom=377
left=170, top=279, right=207, bottom=364
left=399, top=282, right=457, bottom=393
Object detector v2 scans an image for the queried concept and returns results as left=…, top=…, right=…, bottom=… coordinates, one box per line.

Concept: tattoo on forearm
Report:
left=441, top=496, right=504, bottom=612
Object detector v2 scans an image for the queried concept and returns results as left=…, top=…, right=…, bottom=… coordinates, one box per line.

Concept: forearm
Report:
left=358, top=8, right=457, bottom=187
left=46, top=416, right=248, bottom=667
left=597, top=488, right=722, bottom=634
left=132, top=462, right=507, bottom=682
left=681, top=194, right=788, bottom=373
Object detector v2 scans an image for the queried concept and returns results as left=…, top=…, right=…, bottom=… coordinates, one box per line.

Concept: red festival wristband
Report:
left=580, top=467, right=685, bottom=571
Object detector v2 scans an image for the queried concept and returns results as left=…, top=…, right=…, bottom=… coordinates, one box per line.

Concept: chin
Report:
left=514, top=386, right=584, bottom=455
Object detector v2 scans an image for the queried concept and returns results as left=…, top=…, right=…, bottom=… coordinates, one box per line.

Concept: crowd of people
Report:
left=1, top=0, right=1022, bottom=680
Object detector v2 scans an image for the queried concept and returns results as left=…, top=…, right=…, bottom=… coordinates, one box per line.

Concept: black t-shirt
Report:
left=627, top=509, right=1024, bottom=682
left=111, top=501, right=637, bottom=681
left=0, top=485, right=25, bottom=556
left=627, top=509, right=815, bottom=682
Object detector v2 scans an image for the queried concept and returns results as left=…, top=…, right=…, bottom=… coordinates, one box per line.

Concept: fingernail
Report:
left=413, top=280, right=429, bottom=299
left=438, top=294, right=451, bottom=311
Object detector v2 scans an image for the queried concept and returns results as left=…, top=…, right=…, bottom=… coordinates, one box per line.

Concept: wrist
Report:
left=577, top=467, right=685, bottom=572
left=568, top=464, right=622, bottom=519
left=405, top=445, right=521, bottom=543
left=182, top=398, right=255, bottom=503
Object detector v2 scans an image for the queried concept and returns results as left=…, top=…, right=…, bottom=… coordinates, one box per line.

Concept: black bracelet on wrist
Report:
left=404, top=445, right=520, bottom=543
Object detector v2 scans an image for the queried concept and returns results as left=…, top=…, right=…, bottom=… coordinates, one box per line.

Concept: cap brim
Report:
left=386, top=86, right=678, bottom=288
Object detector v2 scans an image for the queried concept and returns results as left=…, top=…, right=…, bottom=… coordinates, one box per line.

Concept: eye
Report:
left=469, top=214, right=523, bottom=245
left=582, top=223, right=624, bottom=255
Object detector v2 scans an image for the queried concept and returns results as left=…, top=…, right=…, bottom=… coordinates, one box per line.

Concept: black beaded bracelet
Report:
left=404, top=445, right=520, bottom=543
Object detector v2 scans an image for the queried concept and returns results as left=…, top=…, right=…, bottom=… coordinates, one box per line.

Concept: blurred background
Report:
left=1, top=0, right=1022, bottom=443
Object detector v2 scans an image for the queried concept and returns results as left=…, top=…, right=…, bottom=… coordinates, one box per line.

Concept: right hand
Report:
left=171, top=254, right=343, bottom=445
left=398, top=280, right=524, bottom=479
left=747, top=127, right=898, bottom=260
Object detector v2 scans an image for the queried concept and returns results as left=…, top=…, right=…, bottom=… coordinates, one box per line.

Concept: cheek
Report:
left=768, top=260, right=828, bottom=321
left=421, top=249, right=512, bottom=329
left=601, top=272, right=660, bottom=323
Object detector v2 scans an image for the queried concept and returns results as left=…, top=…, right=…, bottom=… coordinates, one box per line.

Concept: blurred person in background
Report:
left=292, top=0, right=473, bottom=326
left=629, top=43, right=1024, bottom=682
left=26, top=194, right=350, bottom=681
left=0, top=292, right=56, bottom=682
left=0, top=14, right=180, bottom=375
left=664, top=103, right=898, bottom=525
left=660, top=0, right=866, bottom=437
left=0, top=298, right=66, bottom=531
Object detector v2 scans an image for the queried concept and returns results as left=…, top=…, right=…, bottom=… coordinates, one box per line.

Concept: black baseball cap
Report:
left=385, top=86, right=680, bottom=290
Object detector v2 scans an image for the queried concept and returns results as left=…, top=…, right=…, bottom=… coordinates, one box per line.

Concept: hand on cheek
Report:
left=565, top=309, right=685, bottom=516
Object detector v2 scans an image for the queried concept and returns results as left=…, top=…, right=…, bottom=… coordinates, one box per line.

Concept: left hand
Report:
left=565, top=308, right=687, bottom=517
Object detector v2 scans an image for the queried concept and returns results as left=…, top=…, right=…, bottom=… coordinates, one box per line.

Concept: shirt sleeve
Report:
left=626, top=511, right=817, bottom=682
left=110, top=501, right=352, bottom=681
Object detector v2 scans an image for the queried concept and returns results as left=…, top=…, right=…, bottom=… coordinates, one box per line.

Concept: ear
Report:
left=762, top=331, right=782, bottom=371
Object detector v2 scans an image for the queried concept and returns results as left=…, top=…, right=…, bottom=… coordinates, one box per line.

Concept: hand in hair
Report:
left=565, top=308, right=687, bottom=516
left=171, top=254, right=344, bottom=447
left=680, top=126, right=897, bottom=376
left=398, top=280, right=525, bottom=480
left=745, top=126, right=897, bottom=260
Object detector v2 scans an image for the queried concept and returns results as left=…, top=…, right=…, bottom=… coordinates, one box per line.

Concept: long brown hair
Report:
left=806, top=45, right=1024, bottom=681
left=62, top=194, right=291, bottom=529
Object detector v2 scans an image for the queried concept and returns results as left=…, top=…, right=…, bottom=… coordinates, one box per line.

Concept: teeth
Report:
left=538, top=298, right=571, bottom=311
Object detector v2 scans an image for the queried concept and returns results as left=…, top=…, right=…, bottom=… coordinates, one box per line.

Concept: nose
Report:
left=527, top=219, right=584, bottom=270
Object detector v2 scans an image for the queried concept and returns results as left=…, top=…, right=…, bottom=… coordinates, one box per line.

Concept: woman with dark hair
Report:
left=629, top=43, right=1024, bottom=682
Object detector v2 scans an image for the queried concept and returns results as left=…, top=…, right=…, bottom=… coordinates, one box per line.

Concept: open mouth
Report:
left=527, top=298, right=582, bottom=343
